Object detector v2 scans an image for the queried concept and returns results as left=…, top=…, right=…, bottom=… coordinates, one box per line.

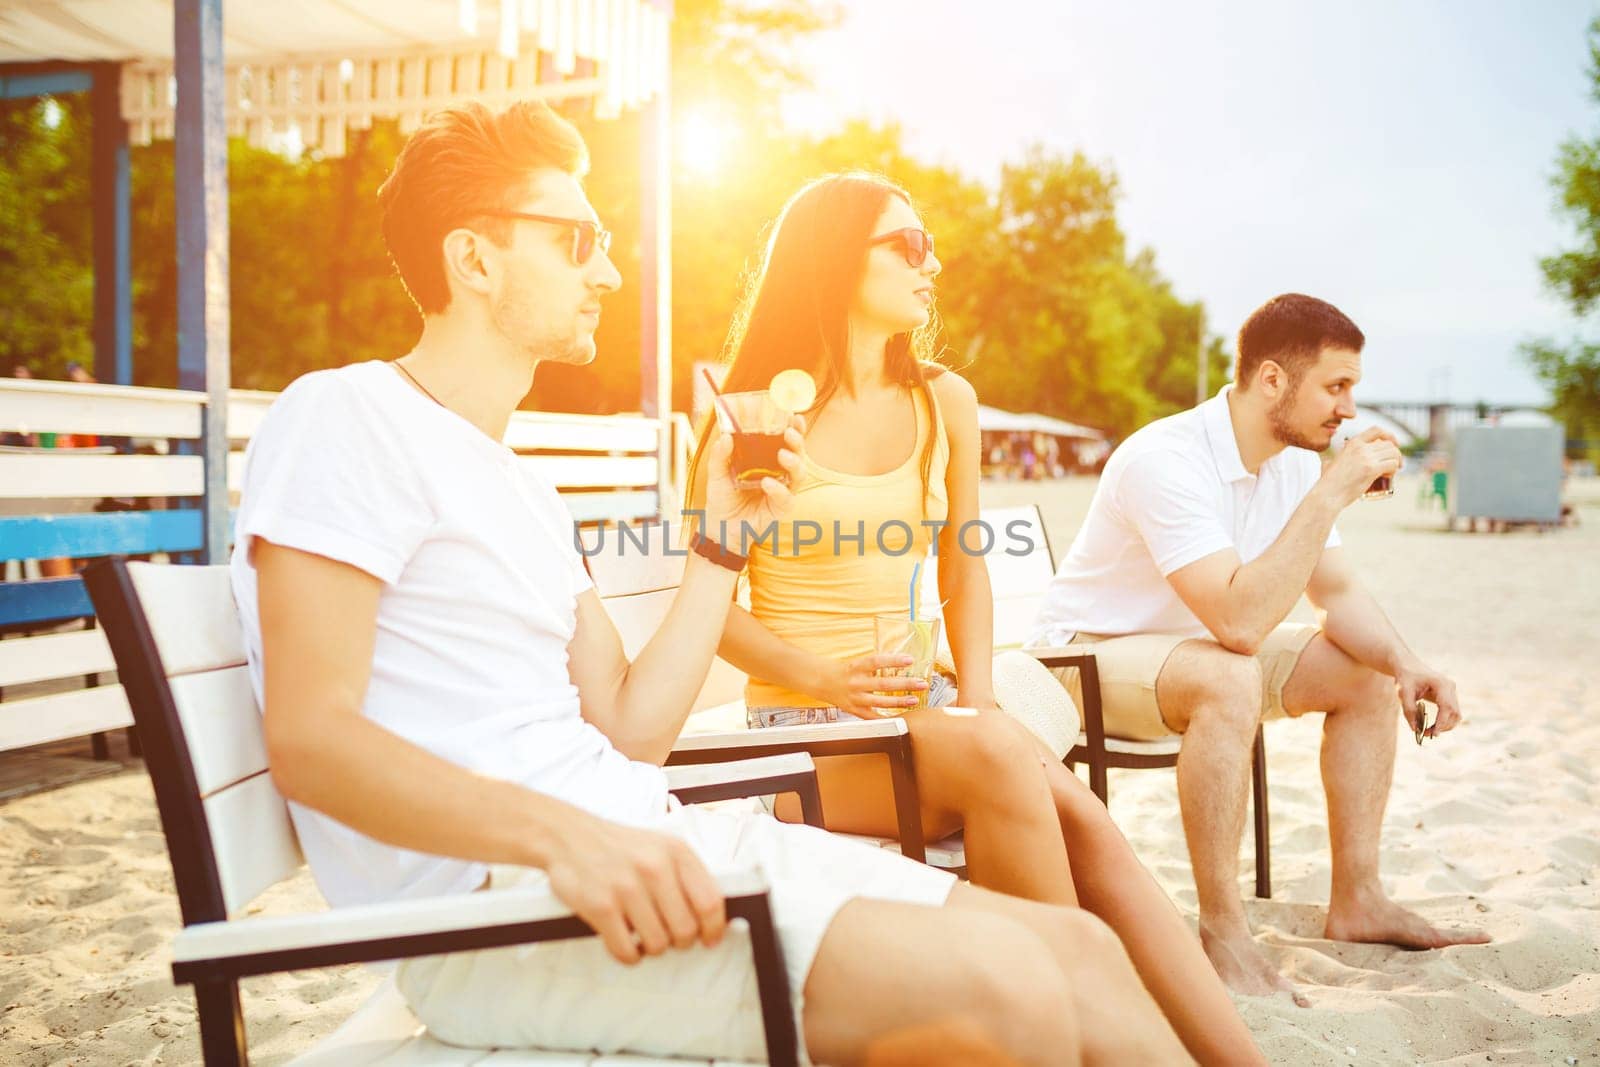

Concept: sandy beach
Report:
left=2, top=473, right=1597, bottom=1066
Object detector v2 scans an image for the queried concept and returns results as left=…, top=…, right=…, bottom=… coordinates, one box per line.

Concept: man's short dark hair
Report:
left=1235, top=293, right=1365, bottom=390
left=377, top=100, right=589, bottom=316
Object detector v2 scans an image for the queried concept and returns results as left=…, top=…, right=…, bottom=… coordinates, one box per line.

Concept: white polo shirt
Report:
left=1028, top=386, right=1339, bottom=645
left=230, top=361, right=671, bottom=909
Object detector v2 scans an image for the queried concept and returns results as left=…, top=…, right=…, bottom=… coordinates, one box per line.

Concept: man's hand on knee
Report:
left=541, top=810, right=728, bottom=963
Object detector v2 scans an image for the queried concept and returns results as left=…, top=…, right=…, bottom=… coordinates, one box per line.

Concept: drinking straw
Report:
left=909, top=559, right=923, bottom=621
left=700, top=367, right=743, bottom=433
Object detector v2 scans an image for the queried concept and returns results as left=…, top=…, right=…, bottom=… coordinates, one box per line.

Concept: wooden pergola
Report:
left=0, top=0, right=675, bottom=561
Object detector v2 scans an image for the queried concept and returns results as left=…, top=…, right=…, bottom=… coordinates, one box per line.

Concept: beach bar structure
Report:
left=977, top=403, right=1108, bottom=475
left=0, top=0, right=676, bottom=757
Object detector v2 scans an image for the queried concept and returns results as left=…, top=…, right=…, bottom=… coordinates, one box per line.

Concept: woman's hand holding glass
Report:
left=823, top=652, right=928, bottom=718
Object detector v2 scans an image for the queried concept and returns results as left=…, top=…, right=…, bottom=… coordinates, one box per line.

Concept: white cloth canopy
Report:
left=0, top=0, right=668, bottom=153
left=977, top=404, right=1104, bottom=440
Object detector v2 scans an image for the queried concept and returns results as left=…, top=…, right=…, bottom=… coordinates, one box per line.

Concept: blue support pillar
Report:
left=638, top=83, right=671, bottom=506
left=174, top=0, right=231, bottom=563
left=91, top=62, right=132, bottom=386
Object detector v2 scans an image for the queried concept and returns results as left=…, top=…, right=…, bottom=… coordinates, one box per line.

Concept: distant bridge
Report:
left=1359, top=400, right=1548, bottom=445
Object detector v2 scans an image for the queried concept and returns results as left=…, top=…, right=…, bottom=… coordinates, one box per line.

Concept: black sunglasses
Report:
left=482, top=211, right=613, bottom=266
left=868, top=227, right=935, bottom=268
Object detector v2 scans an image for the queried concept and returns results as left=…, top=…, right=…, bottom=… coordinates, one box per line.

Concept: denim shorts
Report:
left=746, top=673, right=958, bottom=729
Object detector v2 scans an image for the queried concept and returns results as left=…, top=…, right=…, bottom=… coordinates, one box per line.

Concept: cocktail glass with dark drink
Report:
left=1364, top=474, right=1395, bottom=499
left=714, top=390, right=790, bottom=489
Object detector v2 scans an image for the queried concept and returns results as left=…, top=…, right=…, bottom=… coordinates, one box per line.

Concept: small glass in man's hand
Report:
left=1364, top=474, right=1395, bottom=499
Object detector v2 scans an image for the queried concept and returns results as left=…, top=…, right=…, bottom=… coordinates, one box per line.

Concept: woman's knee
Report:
left=913, top=708, right=1039, bottom=788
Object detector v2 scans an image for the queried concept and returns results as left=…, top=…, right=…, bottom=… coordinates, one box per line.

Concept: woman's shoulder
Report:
left=923, top=364, right=977, bottom=413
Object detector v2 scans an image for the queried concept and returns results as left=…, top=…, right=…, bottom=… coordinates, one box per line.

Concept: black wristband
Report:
left=690, top=530, right=747, bottom=572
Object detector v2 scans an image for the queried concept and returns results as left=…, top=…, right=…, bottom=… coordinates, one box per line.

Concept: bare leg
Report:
left=804, top=896, right=1081, bottom=1066
left=1031, top=741, right=1266, bottom=1066
left=942, top=883, right=1195, bottom=1065
left=1157, top=640, right=1302, bottom=1001
left=1282, top=635, right=1490, bottom=948
left=773, top=706, right=1077, bottom=904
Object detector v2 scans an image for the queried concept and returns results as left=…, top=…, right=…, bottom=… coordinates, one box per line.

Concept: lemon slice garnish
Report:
left=769, top=368, right=817, bottom=413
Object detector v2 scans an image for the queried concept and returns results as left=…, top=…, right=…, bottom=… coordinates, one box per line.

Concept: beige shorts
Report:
left=1048, top=623, right=1321, bottom=740
left=396, top=803, right=955, bottom=1064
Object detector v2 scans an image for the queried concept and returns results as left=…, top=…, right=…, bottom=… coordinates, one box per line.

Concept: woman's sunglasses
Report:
left=868, top=227, right=935, bottom=268
left=483, top=211, right=613, bottom=266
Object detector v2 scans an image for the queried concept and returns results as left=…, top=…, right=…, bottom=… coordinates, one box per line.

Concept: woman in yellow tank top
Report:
left=690, top=173, right=1260, bottom=1064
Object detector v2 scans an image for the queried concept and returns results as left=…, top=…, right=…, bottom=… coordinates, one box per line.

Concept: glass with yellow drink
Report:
left=873, top=615, right=943, bottom=712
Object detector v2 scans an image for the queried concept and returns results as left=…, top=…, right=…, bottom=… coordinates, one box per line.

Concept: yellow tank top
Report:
left=744, top=384, right=950, bottom=708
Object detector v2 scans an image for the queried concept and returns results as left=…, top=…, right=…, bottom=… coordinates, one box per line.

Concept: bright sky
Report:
left=780, top=0, right=1597, bottom=405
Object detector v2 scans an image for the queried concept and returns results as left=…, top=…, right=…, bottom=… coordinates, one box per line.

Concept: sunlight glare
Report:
left=677, top=110, right=735, bottom=179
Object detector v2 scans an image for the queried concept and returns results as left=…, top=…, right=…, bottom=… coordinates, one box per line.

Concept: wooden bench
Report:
left=83, top=556, right=819, bottom=1066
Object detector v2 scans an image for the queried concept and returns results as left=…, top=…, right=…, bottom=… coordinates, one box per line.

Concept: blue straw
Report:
left=909, top=559, right=922, bottom=621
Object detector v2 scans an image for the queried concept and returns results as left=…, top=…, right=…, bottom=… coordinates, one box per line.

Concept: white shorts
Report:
left=395, top=804, right=956, bottom=1063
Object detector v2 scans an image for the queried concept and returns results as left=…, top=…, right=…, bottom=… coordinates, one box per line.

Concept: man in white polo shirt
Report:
left=1030, top=293, right=1488, bottom=1000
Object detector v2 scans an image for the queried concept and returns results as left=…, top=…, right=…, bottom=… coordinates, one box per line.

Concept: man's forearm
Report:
left=269, top=712, right=586, bottom=871
left=1318, top=587, right=1417, bottom=678
left=606, top=555, right=740, bottom=762
left=1215, top=488, right=1343, bottom=652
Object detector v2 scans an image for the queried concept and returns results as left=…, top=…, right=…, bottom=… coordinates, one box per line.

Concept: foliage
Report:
left=1526, top=15, right=1600, bottom=457
left=0, top=0, right=1216, bottom=438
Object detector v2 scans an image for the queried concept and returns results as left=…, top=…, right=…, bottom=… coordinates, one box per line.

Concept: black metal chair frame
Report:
left=85, top=557, right=806, bottom=1067
left=669, top=729, right=926, bottom=862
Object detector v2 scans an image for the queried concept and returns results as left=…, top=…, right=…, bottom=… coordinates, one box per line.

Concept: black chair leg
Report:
left=887, top=735, right=926, bottom=863
left=1251, top=727, right=1271, bottom=899
left=794, top=778, right=825, bottom=829
left=733, top=894, right=799, bottom=1067
left=1088, top=758, right=1108, bottom=803
left=193, top=978, right=246, bottom=1067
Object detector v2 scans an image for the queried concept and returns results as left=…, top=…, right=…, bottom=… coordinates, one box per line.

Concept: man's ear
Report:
left=441, top=227, right=493, bottom=299
left=1257, top=358, right=1286, bottom=400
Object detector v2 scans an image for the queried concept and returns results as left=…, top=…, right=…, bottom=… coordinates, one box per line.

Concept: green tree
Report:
left=0, top=94, right=93, bottom=376
left=0, top=0, right=1214, bottom=438
left=1526, top=15, right=1600, bottom=458
left=944, top=147, right=1212, bottom=438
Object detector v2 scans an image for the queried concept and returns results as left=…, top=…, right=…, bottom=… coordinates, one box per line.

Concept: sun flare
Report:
left=676, top=109, right=736, bottom=179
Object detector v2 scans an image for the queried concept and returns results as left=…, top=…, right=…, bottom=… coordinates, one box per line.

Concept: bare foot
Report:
left=1199, top=922, right=1311, bottom=1007
left=1325, top=892, right=1492, bottom=949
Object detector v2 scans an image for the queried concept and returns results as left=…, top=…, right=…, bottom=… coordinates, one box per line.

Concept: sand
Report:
left=2, top=473, right=1597, bottom=1065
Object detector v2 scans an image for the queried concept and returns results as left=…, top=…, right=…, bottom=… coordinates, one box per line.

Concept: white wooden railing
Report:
left=0, top=376, right=681, bottom=757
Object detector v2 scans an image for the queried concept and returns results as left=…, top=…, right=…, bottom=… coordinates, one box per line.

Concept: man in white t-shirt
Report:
left=1030, top=293, right=1489, bottom=1001
left=231, top=100, right=1194, bottom=1064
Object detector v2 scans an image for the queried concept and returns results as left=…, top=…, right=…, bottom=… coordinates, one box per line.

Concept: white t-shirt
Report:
left=230, top=361, right=670, bottom=908
left=1028, top=386, right=1340, bottom=646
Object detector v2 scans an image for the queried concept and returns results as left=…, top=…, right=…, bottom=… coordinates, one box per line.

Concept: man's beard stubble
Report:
left=1266, top=387, right=1328, bottom=452
left=491, top=290, right=595, bottom=366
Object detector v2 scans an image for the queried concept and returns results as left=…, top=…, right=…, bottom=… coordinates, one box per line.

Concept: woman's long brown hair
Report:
left=688, top=171, right=945, bottom=513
